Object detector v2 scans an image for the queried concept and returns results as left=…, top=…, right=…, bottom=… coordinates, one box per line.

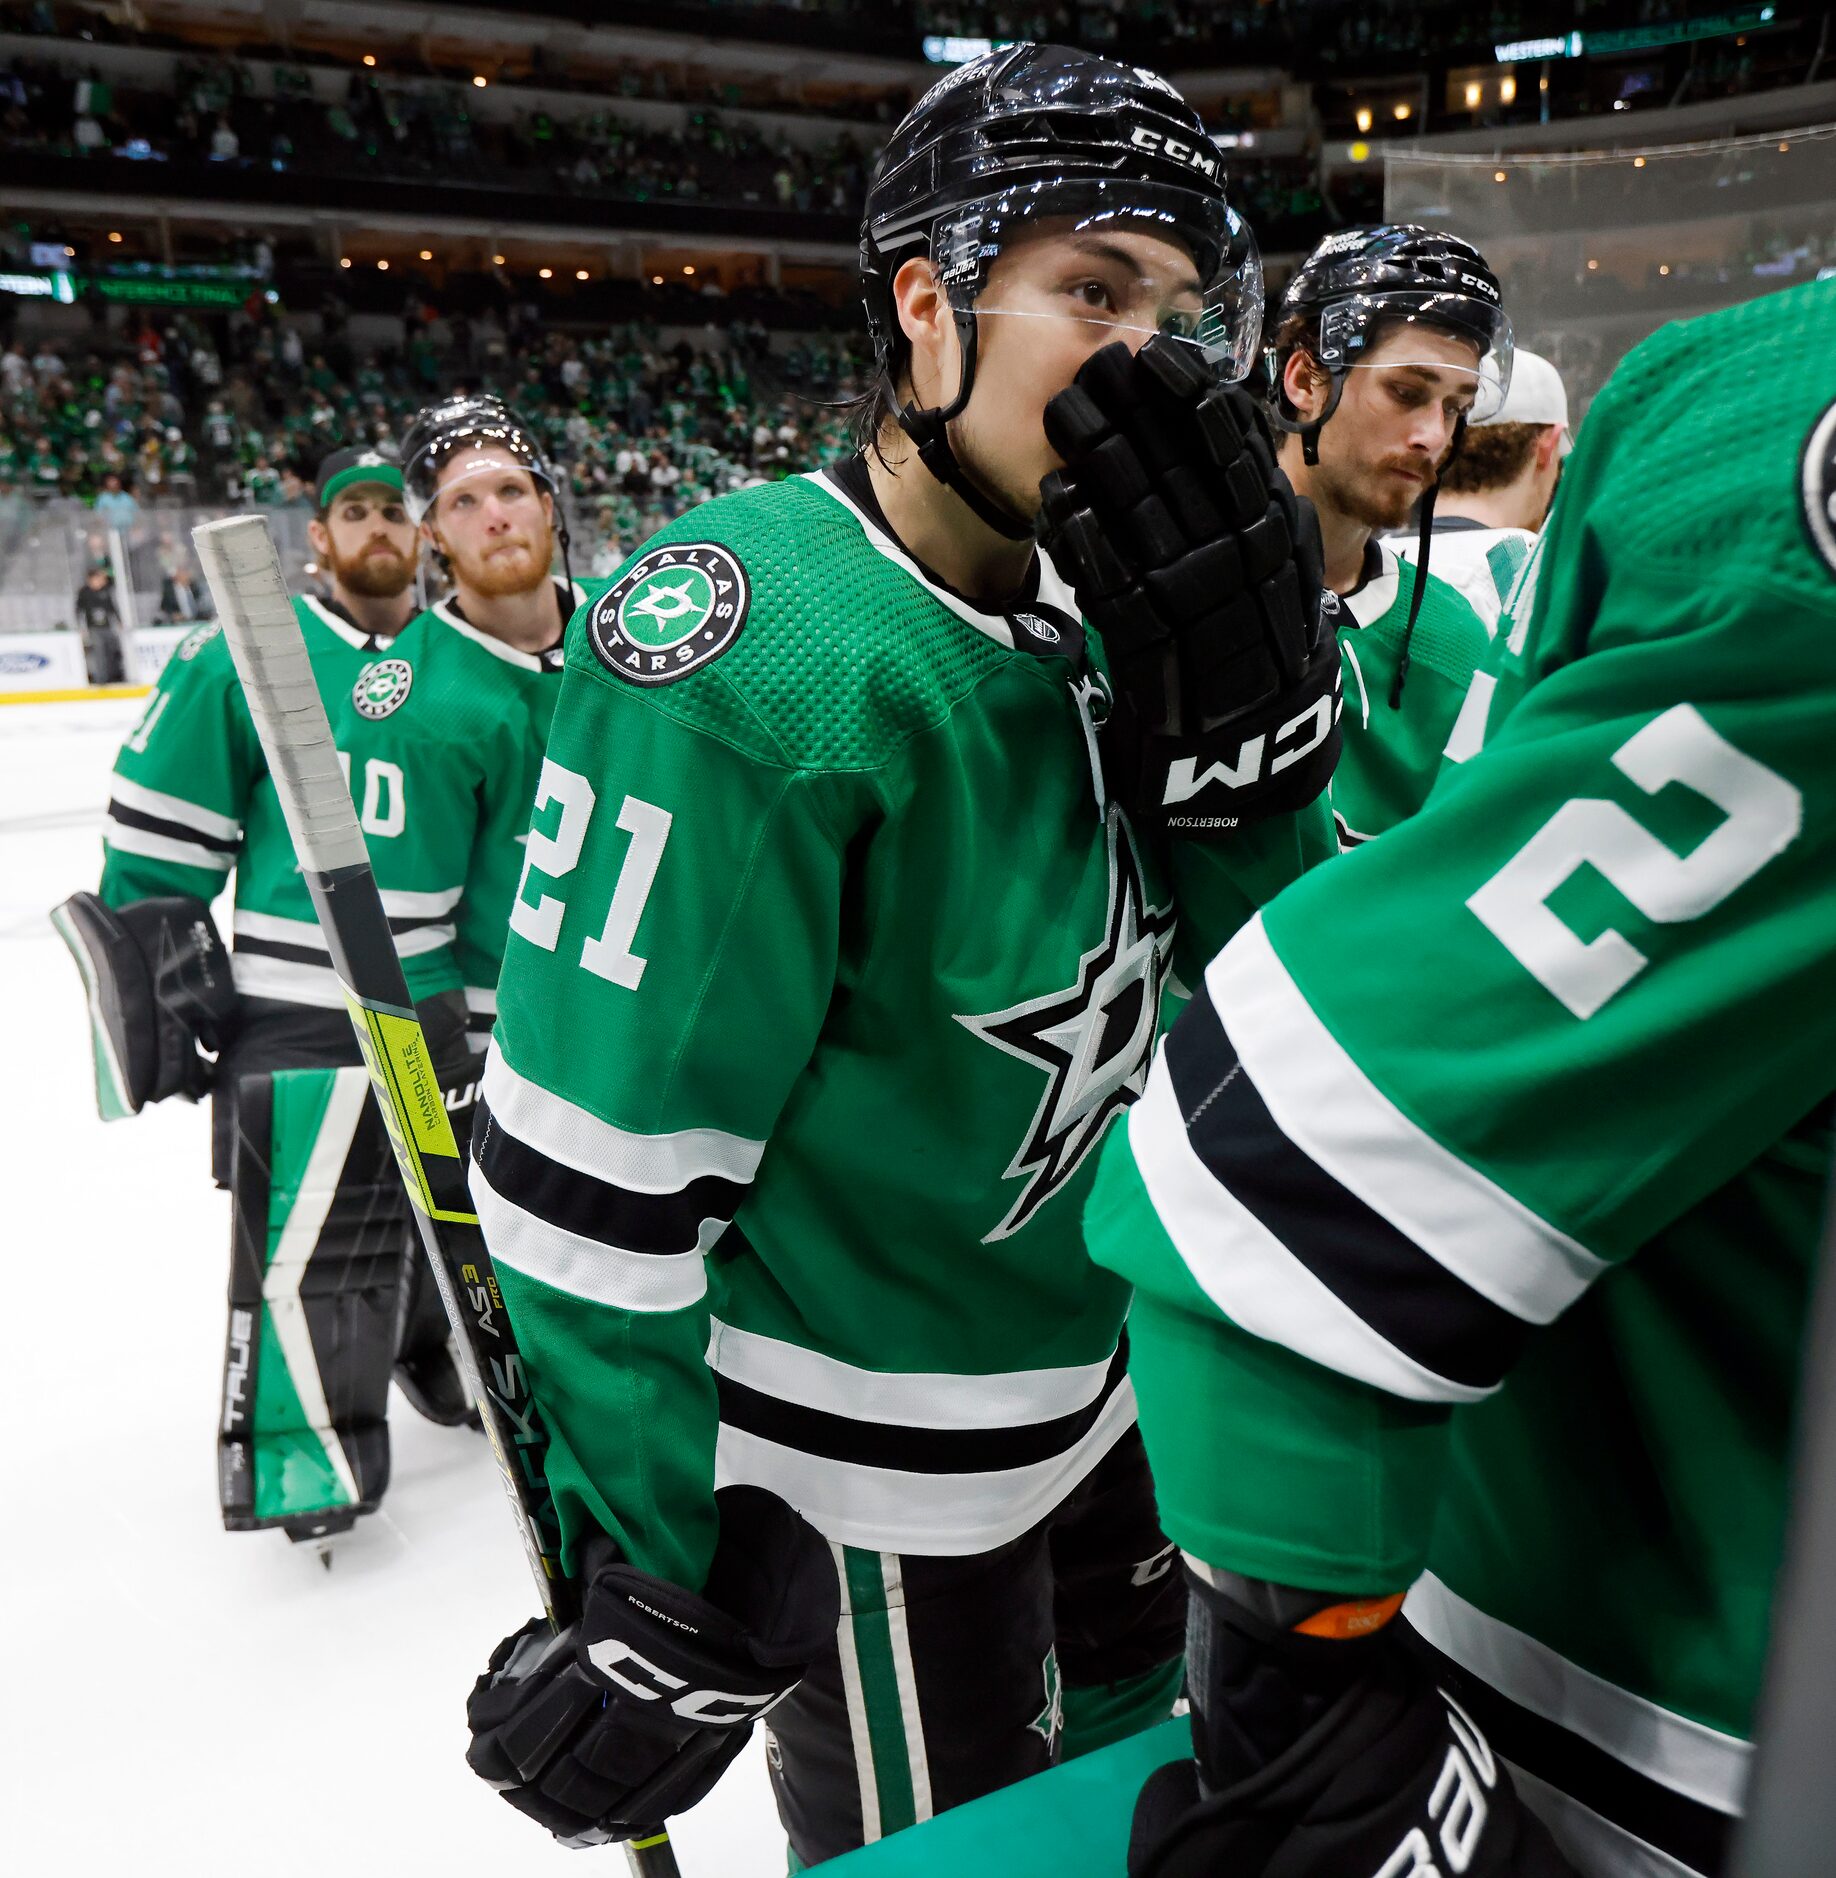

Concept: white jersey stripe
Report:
left=108, top=773, right=241, bottom=842
left=705, top=1318, right=1117, bottom=1431
left=233, top=909, right=326, bottom=948
left=229, top=952, right=346, bottom=1008
left=881, top=1554, right=934, bottom=1824
left=1406, top=1573, right=1751, bottom=1815
left=464, top=985, right=498, bottom=1016
left=482, top=1045, right=765, bottom=1194
left=379, top=884, right=464, bottom=918
left=832, top=1542, right=883, bottom=1846
left=103, top=820, right=235, bottom=873
left=392, top=923, right=456, bottom=959
left=470, top=1156, right=711, bottom=1314
left=712, top=1378, right=1137, bottom=1558
left=1127, top=1060, right=1493, bottom=1405
left=1211, top=916, right=1607, bottom=1323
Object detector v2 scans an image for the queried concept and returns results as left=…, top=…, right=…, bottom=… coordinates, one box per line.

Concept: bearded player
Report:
left=54, top=445, right=452, bottom=1548
left=458, top=44, right=1346, bottom=1866
left=1090, top=276, right=1836, bottom=1877
left=313, top=398, right=616, bottom=1409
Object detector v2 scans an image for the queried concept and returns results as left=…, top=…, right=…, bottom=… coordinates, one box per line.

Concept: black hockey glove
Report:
left=52, top=891, right=238, bottom=1114
left=1037, top=337, right=1341, bottom=840
left=1130, top=1568, right=1578, bottom=1878
left=466, top=1486, right=839, bottom=1847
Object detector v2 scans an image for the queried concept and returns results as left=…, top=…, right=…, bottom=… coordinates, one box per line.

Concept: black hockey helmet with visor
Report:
left=1270, top=225, right=1513, bottom=465
left=401, top=394, right=564, bottom=527
left=859, top=43, right=1263, bottom=538
left=1270, top=225, right=1511, bottom=707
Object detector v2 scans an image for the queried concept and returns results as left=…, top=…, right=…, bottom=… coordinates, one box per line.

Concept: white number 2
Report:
left=510, top=758, right=671, bottom=990
left=1466, top=705, right=1800, bottom=1020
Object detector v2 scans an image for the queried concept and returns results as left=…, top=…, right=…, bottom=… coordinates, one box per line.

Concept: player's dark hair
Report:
left=1440, top=421, right=1540, bottom=494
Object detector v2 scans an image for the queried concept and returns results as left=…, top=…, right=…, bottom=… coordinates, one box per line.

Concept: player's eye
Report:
left=1069, top=279, right=1118, bottom=315
left=1389, top=381, right=1427, bottom=409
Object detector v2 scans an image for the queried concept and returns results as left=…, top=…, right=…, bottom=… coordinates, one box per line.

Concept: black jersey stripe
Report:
left=1403, top=1626, right=1732, bottom=1875
left=473, top=1094, right=748, bottom=1258
left=106, top=798, right=241, bottom=855
left=713, top=1341, right=1128, bottom=1475
left=232, top=935, right=335, bottom=970
left=1165, top=987, right=1529, bottom=1391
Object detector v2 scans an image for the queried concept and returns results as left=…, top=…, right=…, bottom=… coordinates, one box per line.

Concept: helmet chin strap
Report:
left=893, top=306, right=1036, bottom=543
left=1388, top=411, right=1467, bottom=709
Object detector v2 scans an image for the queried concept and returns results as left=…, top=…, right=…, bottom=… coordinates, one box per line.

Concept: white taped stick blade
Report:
left=192, top=516, right=368, bottom=876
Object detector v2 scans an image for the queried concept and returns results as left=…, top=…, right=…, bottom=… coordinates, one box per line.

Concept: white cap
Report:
left=1476, top=347, right=1572, bottom=455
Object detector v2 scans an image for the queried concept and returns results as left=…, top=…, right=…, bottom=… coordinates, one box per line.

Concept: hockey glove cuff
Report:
left=52, top=891, right=238, bottom=1116
left=466, top=1485, right=840, bottom=1846
left=1129, top=1564, right=1578, bottom=1877
left=1038, top=337, right=1340, bottom=840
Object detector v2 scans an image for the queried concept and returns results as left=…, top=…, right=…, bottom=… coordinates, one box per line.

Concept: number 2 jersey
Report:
left=1086, top=278, right=1836, bottom=1876
left=471, top=464, right=1336, bottom=1593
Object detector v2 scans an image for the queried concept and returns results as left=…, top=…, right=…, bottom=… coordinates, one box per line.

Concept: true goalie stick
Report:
left=192, top=515, right=686, bottom=1878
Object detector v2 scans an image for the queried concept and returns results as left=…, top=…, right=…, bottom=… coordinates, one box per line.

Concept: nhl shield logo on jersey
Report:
left=1801, top=398, right=1836, bottom=578
left=589, top=542, right=750, bottom=686
left=352, top=657, right=413, bottom=720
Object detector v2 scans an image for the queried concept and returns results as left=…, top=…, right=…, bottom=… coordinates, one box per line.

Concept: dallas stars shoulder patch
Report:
left=589, top=541, right=750, bottom=686
left=352, top=657, right=413, bottom=720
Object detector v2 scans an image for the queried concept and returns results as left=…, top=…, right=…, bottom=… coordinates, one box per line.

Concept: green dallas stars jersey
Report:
left=1331, top=540, right=1492, bottom=847
left=1085, top=278, right=1836, bottom=1876
left=471, top=467, right=1335, bottom=1593
left=322, top=581, right=607, bottom=1051
left=97, top=594, right=449, bottom=1010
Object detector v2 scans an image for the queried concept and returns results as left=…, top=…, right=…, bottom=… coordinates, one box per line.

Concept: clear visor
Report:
left=932, top=181, right=1264, bottom=385
left=1318, top=291, right=1514, bottom=422
left=405, top=428, right=554, bottom=524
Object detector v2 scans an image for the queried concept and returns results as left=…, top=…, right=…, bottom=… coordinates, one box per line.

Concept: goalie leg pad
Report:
left=52, top=892, right=236, bottom=1117
left=218, top=1065, right=408, bottom=1532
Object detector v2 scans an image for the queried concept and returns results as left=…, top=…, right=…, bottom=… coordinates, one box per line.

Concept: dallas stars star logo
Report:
left=958, top=808, right=1173, bottom=1243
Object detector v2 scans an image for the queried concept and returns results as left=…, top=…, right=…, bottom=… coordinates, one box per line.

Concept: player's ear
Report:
left=307, top=516, right=329, bottom=560
left=892, top=256, right=959, bottom=407
left=1282, top=349, right=1328, bottom=425
left=1536, top=425, right=1562, bottom=471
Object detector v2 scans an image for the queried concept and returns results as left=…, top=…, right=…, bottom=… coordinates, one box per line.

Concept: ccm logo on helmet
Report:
left=1162, top=688, right=1339, bottom=805
left=1128, top=125, right=1220, bottom=180
left=585, top=1638, right=783, bottom=1727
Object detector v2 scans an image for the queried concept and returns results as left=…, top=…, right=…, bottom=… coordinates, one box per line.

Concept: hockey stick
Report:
left=192, top=514, right=685, bottom=1878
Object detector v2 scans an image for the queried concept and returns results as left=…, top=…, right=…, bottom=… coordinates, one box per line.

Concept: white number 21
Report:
left=510, top=759, right=672, bottom=990
left=1466, top=704, right=1799, bottom=1020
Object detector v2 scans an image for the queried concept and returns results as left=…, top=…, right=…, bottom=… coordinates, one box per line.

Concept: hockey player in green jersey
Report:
left=351, top=394, right=612, bottom=1055
left=53, top=445, right=449, bottom=1544
left=460, top=43, right=1342, bottom=1866
left=1269, top=227, right=1507, bottom=846
left=312, top=397, right=613, bottom=1432
left=1087, top=276, right=1836, bottom=1877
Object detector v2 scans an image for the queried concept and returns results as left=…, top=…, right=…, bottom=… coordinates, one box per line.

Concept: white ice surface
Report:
left=0, top=700, right=784, bottom=1877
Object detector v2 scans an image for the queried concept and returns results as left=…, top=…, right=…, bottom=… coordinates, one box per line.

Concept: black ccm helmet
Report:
left=1270, top=224, right=1511, bottom=468
left=400, top=392, right=572, bottom=592
left=860, top=43, right=1264, bottom=539
left=1270, top=225, right=1511, bottom=706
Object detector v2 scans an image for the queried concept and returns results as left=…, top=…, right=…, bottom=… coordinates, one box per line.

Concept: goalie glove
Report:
left=1037, top=336, right=1341, bottom=840
left=51, top=891, right=238, bottom=1117
left=466, top=1486, right=839, bottom=1846
left=1129, top=1564, right=1578, bottom=1878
